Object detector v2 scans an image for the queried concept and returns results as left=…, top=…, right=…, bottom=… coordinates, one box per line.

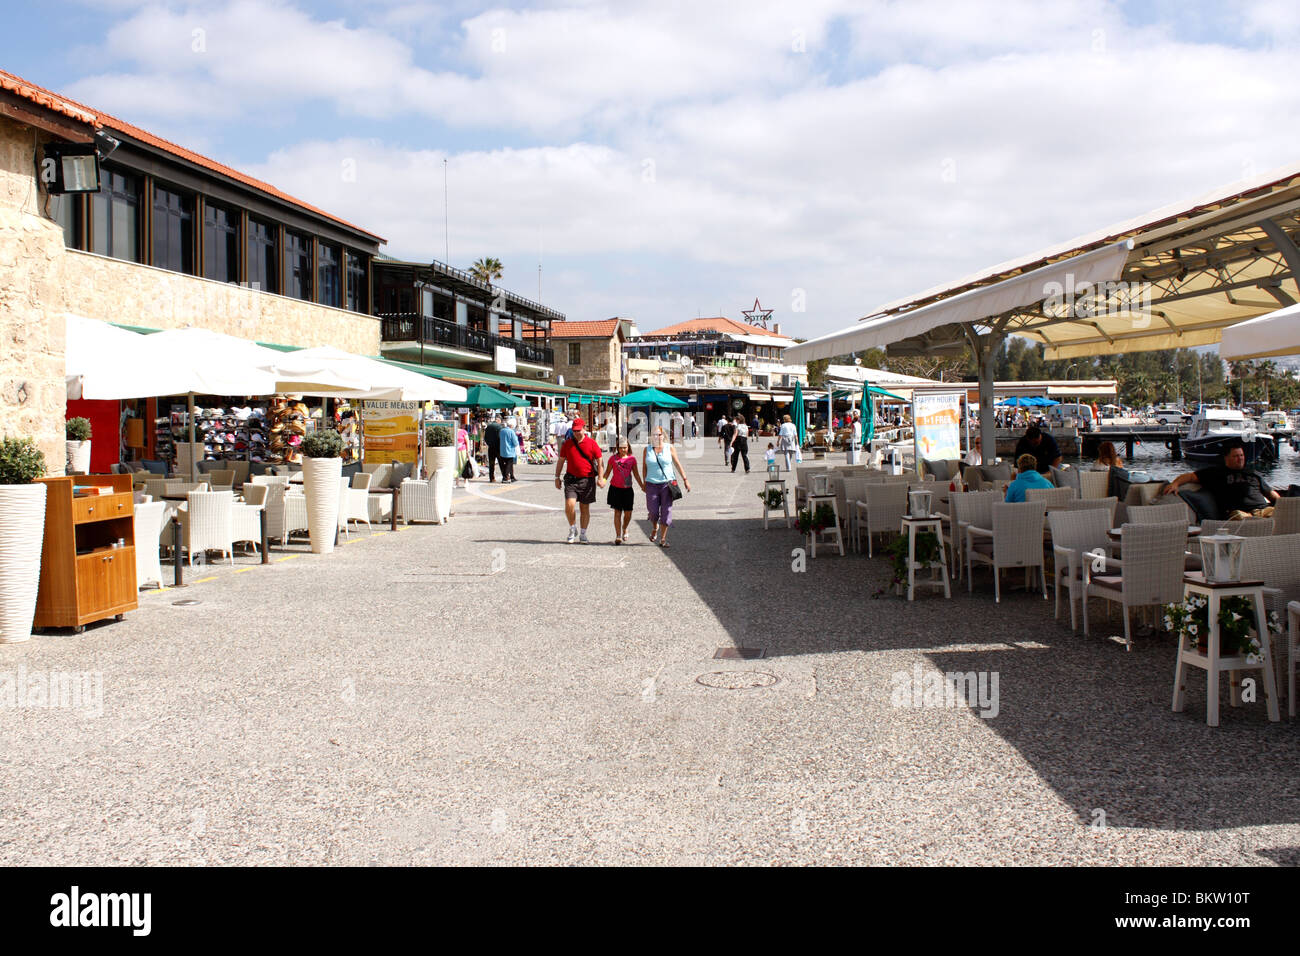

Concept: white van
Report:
left=1047, top=403, right=1096, bottom=430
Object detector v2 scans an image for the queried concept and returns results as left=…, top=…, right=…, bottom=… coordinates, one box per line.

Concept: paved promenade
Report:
left=1, top=451, right=1297, bottom=865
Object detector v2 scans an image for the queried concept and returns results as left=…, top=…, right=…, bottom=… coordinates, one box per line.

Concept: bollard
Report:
left=171, top=516, right=185, bottom=588
left=260, top=509, right=269, bottom=565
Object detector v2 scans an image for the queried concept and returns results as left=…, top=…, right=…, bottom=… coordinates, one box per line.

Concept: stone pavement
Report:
left=1, top=451, right=1297, bottom=865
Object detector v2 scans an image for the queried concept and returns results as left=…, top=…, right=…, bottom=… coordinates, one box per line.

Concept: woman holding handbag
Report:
left=643, top=425, right=691, bottom=547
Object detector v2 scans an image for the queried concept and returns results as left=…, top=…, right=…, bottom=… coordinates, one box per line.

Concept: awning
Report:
left=1046, top=384, right=1118, bottom=398
left=748, top=392, right=771, bottom=401
left=785, top=241, right=1133, bottom=363
left=1219, top=302, right=1300, bottom=360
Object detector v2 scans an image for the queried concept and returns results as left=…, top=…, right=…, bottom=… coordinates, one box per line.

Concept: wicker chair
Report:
left=1126, top=502, right=1190, bottom=525
left=177, top=490, right=235, bottom=567
left=966, top=501, right=1048, bottom=602
left=1083, top=521, right=1186, bottom=646
left=1239, top=534, right=1300, bottom=715
left=342, top=472, right=373, bottom=534
left=400, top=469, right=452, bottom=524
left=1054, top=496, right=1119, bottom=526
left=258, top=482, right=288, bottom=545
left=208, top=469, right=236, bottom=491
left=1048, top=508, right=1113, bottom=631
left=132, top=500, right=167, bottom=589
left=1201, top=517, right=1275, bottom=537
left=1027, top=486, right=1077, bottom=509
left=908, top=479, right=951, bottom=516
left=1272, top=496, right=1300, bottom=535
left=165, top=480, right=210, bottom=497
left=144, top=478, right=169, bottom=501
left=1078, top=469, right=1111, bottom=500
left=854, top=481, right=907, bottom=557
left=947, top=490, right=998, bottom=580
left=282, top=491, right=310, bottom=541
left=841, top=477, right=872, bottom=550
left=231, top=483, right=266, bottom=555
left=1287, top=601, right=1300, bottom=718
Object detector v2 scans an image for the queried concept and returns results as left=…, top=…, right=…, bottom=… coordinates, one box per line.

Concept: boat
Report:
left=1183, top=405, right=1277, bottom=464
left=1259, top=410, right=1294, bottom=441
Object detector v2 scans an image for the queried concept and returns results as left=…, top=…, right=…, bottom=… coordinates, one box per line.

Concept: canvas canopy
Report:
left=1219, top=302, right=1300, bottom=360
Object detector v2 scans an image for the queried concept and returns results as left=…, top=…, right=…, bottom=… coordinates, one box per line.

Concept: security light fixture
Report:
left=43, top=141, right=100, bottom=194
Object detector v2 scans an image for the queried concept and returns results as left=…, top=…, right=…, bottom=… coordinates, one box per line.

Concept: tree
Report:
left=470, top=257, right=504, bottom=285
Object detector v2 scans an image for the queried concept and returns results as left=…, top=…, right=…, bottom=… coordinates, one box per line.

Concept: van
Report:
left=1046, top=403, right=1096, bottom=430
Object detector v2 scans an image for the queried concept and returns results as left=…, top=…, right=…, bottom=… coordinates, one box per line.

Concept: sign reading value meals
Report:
left=361, top=400, right=421, bottom=466
left=912, top=392, right=963, bottom=465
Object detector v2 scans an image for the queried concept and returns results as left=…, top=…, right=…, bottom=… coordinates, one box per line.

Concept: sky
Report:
left=5, top=0, right=1300, bottom=338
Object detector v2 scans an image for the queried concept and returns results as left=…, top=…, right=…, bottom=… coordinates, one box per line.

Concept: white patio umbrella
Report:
left=1219, top=302, right=1300, bottom=360
left=265, top=346, right=468, bottom=402
left=65, top=314, right=196, bottom=400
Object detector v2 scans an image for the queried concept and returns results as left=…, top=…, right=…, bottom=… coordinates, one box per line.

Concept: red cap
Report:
left=571, top=417, right=585, bottom=429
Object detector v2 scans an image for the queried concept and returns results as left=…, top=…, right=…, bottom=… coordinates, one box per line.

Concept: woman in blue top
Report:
left=642, top=426, right=691, bottom=547
left=497, top=417, right=520, bottom=483
left=1005, top=453, right=1055, bottom=502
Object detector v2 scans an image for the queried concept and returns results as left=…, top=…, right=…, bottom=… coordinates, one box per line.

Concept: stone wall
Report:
left=0, top=115, right=68, bottom=473
left=0, top=113, right=382, bottom=476
left=556, top=335, right=620, bottom=392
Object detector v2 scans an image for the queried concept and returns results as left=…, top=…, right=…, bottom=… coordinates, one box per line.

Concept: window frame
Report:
left=151, top=182, right=196, bottom=274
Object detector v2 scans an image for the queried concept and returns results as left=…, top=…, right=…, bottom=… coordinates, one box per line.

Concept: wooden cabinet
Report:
left=34, top=475, right=138, bottom=632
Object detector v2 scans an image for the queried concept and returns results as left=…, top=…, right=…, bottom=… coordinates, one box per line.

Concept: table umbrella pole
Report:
left=188, top=393, right=197, bottom=482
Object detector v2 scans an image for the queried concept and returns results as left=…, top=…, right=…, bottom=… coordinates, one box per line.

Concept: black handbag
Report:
left=653, top=449, right=683, bottom=500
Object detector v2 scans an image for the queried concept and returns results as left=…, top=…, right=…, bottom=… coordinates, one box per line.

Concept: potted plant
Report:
left=1163, top=594, right=1274, bottom=657
left=757, top=486, right=785, bottom=510
left=877, top=531, right=941, bottom=598
left=0, top=437, right=48, bottom=644
left=300, top=429, right=344, bottom=555
left=795, top=503, right=836, bottom=536
left=425, top=424, right=456, bottom=477
left=65, top=417, right=91, bottom=474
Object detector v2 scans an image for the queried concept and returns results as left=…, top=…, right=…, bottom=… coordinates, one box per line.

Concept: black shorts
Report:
left=564, top=474, right=597, bottom=504
left=607, top=485, right=634, bottom=511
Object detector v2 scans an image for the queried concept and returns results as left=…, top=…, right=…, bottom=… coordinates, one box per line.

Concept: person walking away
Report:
left=498, top=416, right=520, bottom=482
left=778, top=414, right=798, bottom=471
left=603, top=436, right=645, bottom=544
left=644, top=426, right=691, bottom=547
left=765, top=443, right=776, bottom=469
left=555, top=417, right=604, bottom=543
left=730, top=415, right=751, bottom=473
left=719, top=417, right=735, bottom=465
left=484, top=414, right=504, bottom=482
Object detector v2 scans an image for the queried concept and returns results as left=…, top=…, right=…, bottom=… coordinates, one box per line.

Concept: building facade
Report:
left=547, top=318, right=631, bottom=394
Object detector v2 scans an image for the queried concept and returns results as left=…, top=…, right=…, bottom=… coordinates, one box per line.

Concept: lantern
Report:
left=810, top=473, right=830, bottom=497
left=908, top=489, right=933, bottom=518
left=1199, top=534, right=1245, bottom=584
left=767, top=462, right=780, bottom=479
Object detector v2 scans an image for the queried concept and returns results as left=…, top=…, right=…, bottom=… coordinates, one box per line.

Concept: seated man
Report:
left=1160, top=439, right=1279, bottom=520
left=1013, top=424, right=1062, bottom=474
left=1005, top=453, right=1055, bottom=502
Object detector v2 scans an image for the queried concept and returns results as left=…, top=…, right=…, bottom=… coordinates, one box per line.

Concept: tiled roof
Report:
left=547, top=319, right=622, bottom=339
left=0, top=68, right=384, bottom=243
left=642, top=316, right=782, bottom=338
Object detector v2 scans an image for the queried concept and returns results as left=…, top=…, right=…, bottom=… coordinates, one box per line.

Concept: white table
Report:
left=899, top=514, right=950, bottom=601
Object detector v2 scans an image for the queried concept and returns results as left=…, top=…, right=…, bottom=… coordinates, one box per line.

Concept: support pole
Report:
left=975, top=330, right=1001, bottom=466
left=260, top=509, right=269, bottom=564
left=171, top=517, right=185, bottom=588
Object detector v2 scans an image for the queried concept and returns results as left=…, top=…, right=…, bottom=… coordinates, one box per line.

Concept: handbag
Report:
left=653, top=448, right=684, bottom=500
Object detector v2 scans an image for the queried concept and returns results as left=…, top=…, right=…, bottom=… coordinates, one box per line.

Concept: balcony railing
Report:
left=379, top=313, right=553, bottom=366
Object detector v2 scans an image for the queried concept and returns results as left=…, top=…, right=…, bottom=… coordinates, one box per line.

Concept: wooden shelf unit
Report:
left=34, top=475, right=138, bottom=632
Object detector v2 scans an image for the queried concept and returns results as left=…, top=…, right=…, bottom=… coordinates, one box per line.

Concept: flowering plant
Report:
left=758, top=486, right=785, bottom=509
left=876, top=530, right=942, bottom=598
left=796, top=503, right=836, bottom=535
left=1163, top=594, right=1272, bottom=659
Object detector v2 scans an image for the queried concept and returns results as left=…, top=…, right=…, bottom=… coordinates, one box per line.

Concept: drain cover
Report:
left=696, top=671, right=779, bottom=690
left=172, top=599, right=201, bottom=606
left=713, top=647, right=764, bottom=660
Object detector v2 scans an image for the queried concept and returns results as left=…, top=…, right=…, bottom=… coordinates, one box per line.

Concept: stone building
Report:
left=0, top=68, right=386, bottom=472
left=546, top=318, right=631, bottom=394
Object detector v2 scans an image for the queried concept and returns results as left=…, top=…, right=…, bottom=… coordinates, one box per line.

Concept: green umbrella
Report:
left=793, top=380, right=806, bottom=446
left=620, top=387, right=687, bottom=443
left=462, top=384, right=525, bottom=409
left=859, top=380, right=874, bottom=446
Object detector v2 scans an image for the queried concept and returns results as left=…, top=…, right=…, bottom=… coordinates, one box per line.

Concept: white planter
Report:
left=427, top=444, right=456, bottom=478
left=66, top=440, right=91, bottom=474
left=301, top=457, right=343, bottom=555
left=0, top=483, right=48, bottom=644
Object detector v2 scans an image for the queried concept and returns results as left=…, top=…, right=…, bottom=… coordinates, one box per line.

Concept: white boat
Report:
left=1183, top=405, right=1277, bottom=464
left=1259, top=410, right=1294, bottom=439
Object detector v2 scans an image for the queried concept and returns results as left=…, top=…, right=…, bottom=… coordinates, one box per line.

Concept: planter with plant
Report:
left=425, top=424, right=456, bottom=476
left=757, top=486, right=786, bottom=510
left=795, top=503, right=836, bottom=536
left=300, top=429, right=344, bottom=555
left=65, top=418, right=91, bottom=474
left=876, top=530, right=942, bottom=598
left=1163, top=594, right=1274, bottom=658
left=0, top=437, right=48, bottom=643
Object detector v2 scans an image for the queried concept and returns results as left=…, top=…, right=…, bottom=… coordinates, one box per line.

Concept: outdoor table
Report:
left=368, top=486, right=400, bottom=532
left=898, top=514, right=950, bottom=601
left=1172, top=572, right=1280, bottom=727
left=1108, top=525, right=1201, bottom=540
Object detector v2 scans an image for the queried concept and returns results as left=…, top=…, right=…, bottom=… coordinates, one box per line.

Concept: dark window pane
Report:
left=152, top=184, right=194, bottom=273
left=51, top=194, right=80, bottom=248
left=285, top=231, right=312, bottom=301
left=318, top=242, right=340, bottom=308
left=202, top=203, right=240, bottom=283
left=345, top=251, right=368, bottom=313
left=91, top=167, right=139, bottom=261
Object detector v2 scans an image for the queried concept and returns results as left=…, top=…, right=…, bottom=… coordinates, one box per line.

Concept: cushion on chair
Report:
left=1178, top=486, right=1222, bottom=523
left=979, top=462, right=1013, bottom=483
left=389, top=461, right=413, bottom=487
left=341, top=461, right=362, bottom=479
left=1106, top=466, right=1132, bottom=501
left=923, top=459, right=952, bottom=482
left=141, top=459, right=168, bottom=475
left=1089, top=574, right=1123, bottom=592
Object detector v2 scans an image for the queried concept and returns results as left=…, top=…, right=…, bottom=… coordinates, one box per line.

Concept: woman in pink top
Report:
left=602, top=436, right=646, bottom=544
left=455, top=419, right=471, bottom=486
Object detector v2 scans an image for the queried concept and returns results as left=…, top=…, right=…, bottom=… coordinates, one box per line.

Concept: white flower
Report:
left=1231, top=611, right=1242, bottom=622
left=1188, top=624, right=1198, bottom=635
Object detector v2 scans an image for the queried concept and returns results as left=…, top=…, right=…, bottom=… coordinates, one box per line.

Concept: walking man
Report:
left=719, top=416, right=735, bottom=465
left=555, top=417, right=604, bottom=543
left=484, top=413, right=503, bottom=482
left=730, top=414, right=751, bottom=473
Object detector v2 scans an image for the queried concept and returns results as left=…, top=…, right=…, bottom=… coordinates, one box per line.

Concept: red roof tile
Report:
left=0, top=68, right=384, bottom=243
left=547, top=319, right=622, bottom=339
left=641, top=316, right=782, bottom=338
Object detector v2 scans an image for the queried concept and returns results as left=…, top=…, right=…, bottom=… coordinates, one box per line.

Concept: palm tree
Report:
left=469, top=257, right=504, bottom=285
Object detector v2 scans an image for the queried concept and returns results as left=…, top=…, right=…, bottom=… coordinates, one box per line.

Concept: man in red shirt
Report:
left=554, top=417, right=604, bottom=543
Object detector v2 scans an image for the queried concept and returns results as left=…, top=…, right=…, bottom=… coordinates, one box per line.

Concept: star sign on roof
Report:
left=741, top=298, right=773, bottom=329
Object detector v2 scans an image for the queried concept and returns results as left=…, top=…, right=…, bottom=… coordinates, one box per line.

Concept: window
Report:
left=90, top=166, right=140, bottom=262
left=346, top=250, right=367, bottom=313
left=152, top=184, right=194, bottom=273
left=568, top=342, right=581, bottom=365
left=246, top=217, right=278, bottom=294
left=318, top=242, right=341, bottom=308
left=202, top=203, right=240, bottom=283
left=50, top=194, right=81, bottom=249
left=284, top=230, right=313, bottom=301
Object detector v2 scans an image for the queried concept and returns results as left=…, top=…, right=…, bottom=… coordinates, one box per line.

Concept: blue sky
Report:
left=5, top=1, right=1299, bottom=336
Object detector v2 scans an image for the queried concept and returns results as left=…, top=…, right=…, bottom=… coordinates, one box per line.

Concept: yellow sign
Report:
left=361, top=401, right=420, bottom=465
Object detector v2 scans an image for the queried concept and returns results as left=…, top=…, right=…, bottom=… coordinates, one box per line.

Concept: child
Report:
left=602, top=436, right=646, bottom=544
left=765, top=443, right=776, bottom=467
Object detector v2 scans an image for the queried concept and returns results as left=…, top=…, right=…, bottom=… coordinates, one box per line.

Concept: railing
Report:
left=379, top=313, right=553, bottom=366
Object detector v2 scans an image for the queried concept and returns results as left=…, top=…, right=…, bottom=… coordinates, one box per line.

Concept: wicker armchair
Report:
left=854, top=481, right=907, bottom=557
left=1287, top=601, right=1300, bottom=719
left=1201, top=517, right=1275, bottom=537
left=208, top=469, right=236, bottom=491
left=132, top=500, right=167, bottom=589
left=1126, top=502, right=1190, bottom=525
left=400, top=469, right=452, bottom=524
left=966, top=501, right=1048, bottom=602
left=1054, top=496, right=1119, bottom=526
left=1078, top=469, right=1111, bottom=500
left=841, top=477, right=872, bottom=550
left=282, top=491, right=310, bottom=541
left=1026, top=487, right=1077, bottom=509
left=947, top=490, right=998, bottom=580
left=144, top=478, right=169, bottom=501
left=908, top=479, right=952, bottom=516
left=165, top=480, right=210, bottom=497
left=231, top=483, right=266, bottom=555
left=258, top=482, right=288, bottom=545
left=177, top=490, right=235, bottom=567
left=343, top=472, right=373, bottom=534
left=1048, top=508, right=1113, bottom=631
left=1272, top=497, right=1300, bottom=535
left=1083, top=521, right=1186, bottom=646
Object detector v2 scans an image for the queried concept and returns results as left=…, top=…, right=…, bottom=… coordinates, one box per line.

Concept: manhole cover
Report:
left=695, top=671, right=779, bottom=690
left=172, top=599, right=201, bottom=606
left=714, top=647, right=764, bottom=660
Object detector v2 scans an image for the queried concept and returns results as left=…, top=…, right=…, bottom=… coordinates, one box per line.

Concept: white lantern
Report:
left=1199, top=534, right=1245, bottom=584
left=908, top=489, right=933, bottom=518
left=811, top=473, right=830, bottom=496
left=767, top=462, right=780, bottom=479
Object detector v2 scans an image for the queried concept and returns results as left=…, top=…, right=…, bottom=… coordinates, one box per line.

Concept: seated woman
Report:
left=1005, top=453, right=1056, bottom=502
left=1095, top=440, right=1123, bottom=469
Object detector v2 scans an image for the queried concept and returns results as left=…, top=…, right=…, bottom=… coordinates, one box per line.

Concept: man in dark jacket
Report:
left=484, top=414, right=503, bottom=482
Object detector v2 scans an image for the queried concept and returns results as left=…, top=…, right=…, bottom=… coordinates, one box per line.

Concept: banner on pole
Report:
left=361, top=400, right=421, bottom=465
left=912, top=392, right=963, bottom=465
